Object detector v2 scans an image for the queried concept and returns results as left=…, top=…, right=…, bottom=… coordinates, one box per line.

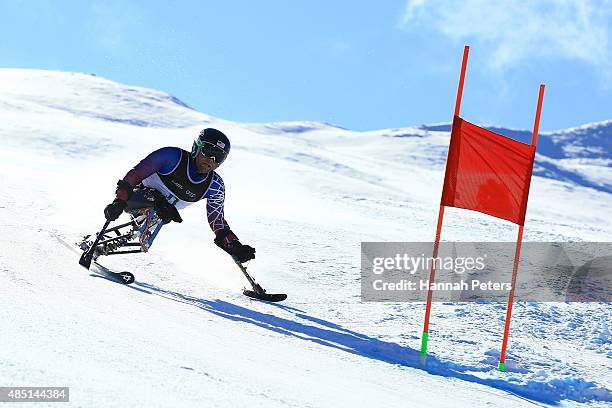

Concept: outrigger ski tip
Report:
left=234, top=259, right=287, bottom=302
left=79, top=251, right=94, bottom=270
left=243, top=289, right=287, bottom=302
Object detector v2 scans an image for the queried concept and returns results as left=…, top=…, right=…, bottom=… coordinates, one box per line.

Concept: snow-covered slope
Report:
left=0, top=69, right=610, bottom=407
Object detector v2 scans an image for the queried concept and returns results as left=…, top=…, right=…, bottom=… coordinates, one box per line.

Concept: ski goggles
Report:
left=195, top=140, right=228, bottom=164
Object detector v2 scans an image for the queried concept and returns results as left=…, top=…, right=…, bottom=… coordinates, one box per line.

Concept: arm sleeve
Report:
left=206, top=175, right=231, bottom=233
left=122, top=147, right=181, bottom=187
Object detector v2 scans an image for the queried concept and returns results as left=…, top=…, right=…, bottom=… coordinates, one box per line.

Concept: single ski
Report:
left=50, top=231, right=136, bottom=285
left=91, top=262, right=135, bottom=285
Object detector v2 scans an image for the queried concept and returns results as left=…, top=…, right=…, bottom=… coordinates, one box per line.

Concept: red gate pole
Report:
left=531, top=85, right=545, bottom=146
left=498, top=225, right=524, bottom=371
left=421, top=45, right=469, bottom=357
left=420, top=205, right=445, bottom=356
left=498, top=84, right=545, bottom=371
left=454, top=45, right=470, bottom=117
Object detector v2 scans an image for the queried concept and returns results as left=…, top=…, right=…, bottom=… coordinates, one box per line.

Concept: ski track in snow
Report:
left=0, top=69, right=610, bottom=407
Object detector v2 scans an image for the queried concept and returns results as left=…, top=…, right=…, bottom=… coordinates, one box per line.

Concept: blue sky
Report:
left=2, top=0, right=611, bottom=131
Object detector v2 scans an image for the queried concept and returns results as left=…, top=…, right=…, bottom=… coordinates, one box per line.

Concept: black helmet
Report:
left=191, top=128, right=230, bottom=164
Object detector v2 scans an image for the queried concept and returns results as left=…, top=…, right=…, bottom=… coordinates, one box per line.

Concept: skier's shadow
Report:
left=134, top=281, right=608, bottom=406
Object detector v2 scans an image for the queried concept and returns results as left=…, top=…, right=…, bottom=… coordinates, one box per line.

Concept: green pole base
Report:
left=420, top=332, right=429, bottom=356
left=498, top=362, right=506, bottom=372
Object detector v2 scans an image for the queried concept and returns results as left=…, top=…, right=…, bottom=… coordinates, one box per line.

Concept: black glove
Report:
left=214, top=229, right=255, bottom=263
left=104, top=199, right=127, bottom=221
left=227, top=241, right=256, bottom=263
left=152, top=191, right=183, bottom=224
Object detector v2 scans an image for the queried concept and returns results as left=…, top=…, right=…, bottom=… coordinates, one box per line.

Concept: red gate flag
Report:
left=440, top=115, right=536, bottom=226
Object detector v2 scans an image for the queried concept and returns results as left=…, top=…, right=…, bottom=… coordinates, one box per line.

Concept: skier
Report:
left=102, top=128, right=256, bottom=263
